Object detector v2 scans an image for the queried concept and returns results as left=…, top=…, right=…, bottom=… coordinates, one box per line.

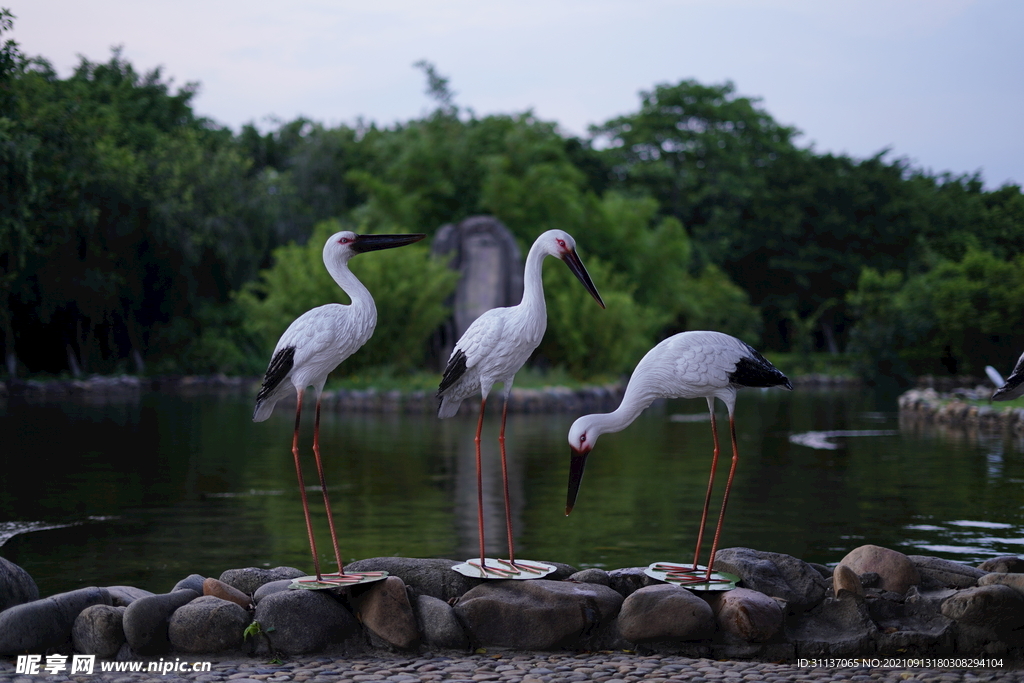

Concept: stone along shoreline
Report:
left=3, top=544, right=1024, bottom=673
left=1, top=372, right=855, bottom=412
left=898, top=387, right=1024, bottom=437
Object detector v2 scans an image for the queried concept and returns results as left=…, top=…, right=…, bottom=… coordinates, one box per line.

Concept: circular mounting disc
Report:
left=288, top=571, right=389, bottom=590
left=452, top=558, right=557, bottom=579
left=644, top=562, right=739, bottom=591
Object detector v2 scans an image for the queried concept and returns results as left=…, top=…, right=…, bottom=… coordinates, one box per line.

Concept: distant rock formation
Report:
left=431, top=216, right=523, bottom=367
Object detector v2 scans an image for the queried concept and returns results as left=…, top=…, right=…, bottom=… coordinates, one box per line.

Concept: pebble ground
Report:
left=1, top=652, right=1020, bottom=683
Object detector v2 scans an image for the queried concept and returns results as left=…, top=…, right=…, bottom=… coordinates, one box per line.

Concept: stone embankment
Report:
left=2, top=545, right=1024, bottom=666
left=0, top=375, right=629, bottom=414
left=2, top=372, right=857, bottom=413
left=898, top=387, right=1024, bottom=437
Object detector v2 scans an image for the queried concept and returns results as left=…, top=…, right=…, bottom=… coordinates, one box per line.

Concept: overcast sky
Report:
left=10, top=0, right=1023, bottom=188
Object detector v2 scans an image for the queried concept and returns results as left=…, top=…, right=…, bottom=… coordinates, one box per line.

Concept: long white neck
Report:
left=519, top=240, right=549, bottom=317
left=588, top=389, right=656, bottom=439
left=327, top=257, right=377, bottom=328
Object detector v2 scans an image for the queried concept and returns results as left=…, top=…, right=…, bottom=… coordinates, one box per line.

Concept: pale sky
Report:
left=10, top=0, right=1024, bottom=188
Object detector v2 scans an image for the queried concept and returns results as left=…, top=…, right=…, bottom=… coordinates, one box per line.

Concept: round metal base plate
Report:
left=288, top=571, right=389, bottom=590
left=452, top=558, right=557, bottom=579
left=644, top=562, right=739, bottom=591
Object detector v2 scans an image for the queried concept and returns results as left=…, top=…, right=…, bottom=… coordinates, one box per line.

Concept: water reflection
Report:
left=2, top=386, right=1024, bottom=596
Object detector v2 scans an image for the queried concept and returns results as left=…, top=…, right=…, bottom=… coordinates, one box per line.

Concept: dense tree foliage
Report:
left=2, top=18, right=1022, bottom=383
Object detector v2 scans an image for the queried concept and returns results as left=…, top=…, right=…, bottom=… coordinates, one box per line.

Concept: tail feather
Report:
left=437, top=394, right=462, bottom=419
left=253, top=392, right=282, bottom=422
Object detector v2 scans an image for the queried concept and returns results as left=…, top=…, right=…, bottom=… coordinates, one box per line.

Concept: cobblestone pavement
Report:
left=1, top=652, right=1021, bottom=683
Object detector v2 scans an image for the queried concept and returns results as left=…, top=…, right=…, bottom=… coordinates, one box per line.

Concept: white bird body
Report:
left=252, top=229, right=424, bottom=581
left=566, top=329, right=792, bottom=580
left=437, top=228, right=604, bottom=572
left=437, top=229, right=600, bottom=418
left=253, top=268, right=376, bottom=422
left=435, top=281, right=546, bottom=419
left=569, top=331, right=780, bottom=448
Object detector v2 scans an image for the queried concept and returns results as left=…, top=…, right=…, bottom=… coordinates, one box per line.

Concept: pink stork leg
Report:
left=692, top=397, right=721, bottom=571
left=498, top=397, right=515, bottom=564
left=291, top=390, right=322, bottom=580
left=311, top=397, right=345, bottom=575
left=474, top=397, right=488, bottom=568
left=705, top=415, right=740, bottom=578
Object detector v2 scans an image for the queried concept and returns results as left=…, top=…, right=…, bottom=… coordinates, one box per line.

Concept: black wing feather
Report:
left=256, top=346, right=295, bottom=406
left=729, top=342, right=793, bottom=390
left=437, top=348, right=467, bottom=397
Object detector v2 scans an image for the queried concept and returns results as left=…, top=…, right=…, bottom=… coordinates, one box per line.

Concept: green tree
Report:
left=3, top=45, right=283, bottom=375
left=847, top=250, right=1024, bottom=382
left=0, top=8, right=33, bottom=376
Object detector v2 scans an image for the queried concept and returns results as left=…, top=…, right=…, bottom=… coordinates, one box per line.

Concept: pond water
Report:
left=2, top=385, right=1024, bottom=596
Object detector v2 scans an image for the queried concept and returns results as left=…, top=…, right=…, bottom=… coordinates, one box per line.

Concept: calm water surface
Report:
left=2, top=385, right=1024, bottom=596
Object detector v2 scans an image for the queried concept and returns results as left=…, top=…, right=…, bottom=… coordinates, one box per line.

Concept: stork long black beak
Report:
left=566, top=447, right=591, bottom=516
left=562, top=250, right=605, bottom=309
left=352, top=233, right=426, bottom=253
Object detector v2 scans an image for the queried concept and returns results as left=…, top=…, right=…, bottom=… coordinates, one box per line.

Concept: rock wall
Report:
left=3, top=546, right=1024, bottom=661
left=898, top=387, right=1024, bottom=440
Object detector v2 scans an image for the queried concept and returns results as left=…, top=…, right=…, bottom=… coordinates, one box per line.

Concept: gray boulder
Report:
left=712, top=547, right=827, bottom=612
left=105, top=586, right=154, bottom=607
left=832, top=564, right=863, bottom=598
left=839, top=545, right=920, bottom=595
left=253, top=579, right=293, bottom=603
left=413, top=594, right=469, bottom=650
left=942, top=584, right=1024, bottom=653
left=168, top=595, right=250, bottom=653
left=72, top=605, right=126, bottom=658
left=568, top=568, right=611, bottom=586
left=0, top=586, right=111, bottom=655
left=979, top=572, right=1024, bottom=597
left=978, top=556, right=1024, bottom=573
left=352, top=576, right=419, bottom=651
left=706, top=587, right=784, bottom=643
left=617, top=585, right=714, bottom=643
left=122, top=589, right=200, bottom=655
left=874, top=589, right=955, bottom=655
left=0, top=556, right=39, bottom=612
left=344, top=557, right=483, bottom=601
left=219, top=566, right=305, bottom=595
left=202, top=578, right=251, bottom=609
left=909, top=555, right=986, bottom=589
left=172, top=574, right=205, bottom=593
left=454, top=579, right=622, bottom=650
left=941, top=584, right=1024, bottom=629
left=785, top=595, right=878, bottom=657
left=253, top=588, right=361, bottom=655
left=606, top=566, right=662, bottom=598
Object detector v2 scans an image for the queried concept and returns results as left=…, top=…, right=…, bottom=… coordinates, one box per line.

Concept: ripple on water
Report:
left=0, top=520, right=77, bottom=546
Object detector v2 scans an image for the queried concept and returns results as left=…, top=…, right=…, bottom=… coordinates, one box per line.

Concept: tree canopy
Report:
left=2, top=27, right=1022, bottom=384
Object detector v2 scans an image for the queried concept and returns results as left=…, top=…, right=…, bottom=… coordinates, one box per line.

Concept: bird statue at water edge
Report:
left=565, top=330, right=792, bottom=586
left=437, top=229, right=605, bottom=578
left=253, top=230, right=425, bottom=586
left=992, top=350, right=1024, bottom=401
